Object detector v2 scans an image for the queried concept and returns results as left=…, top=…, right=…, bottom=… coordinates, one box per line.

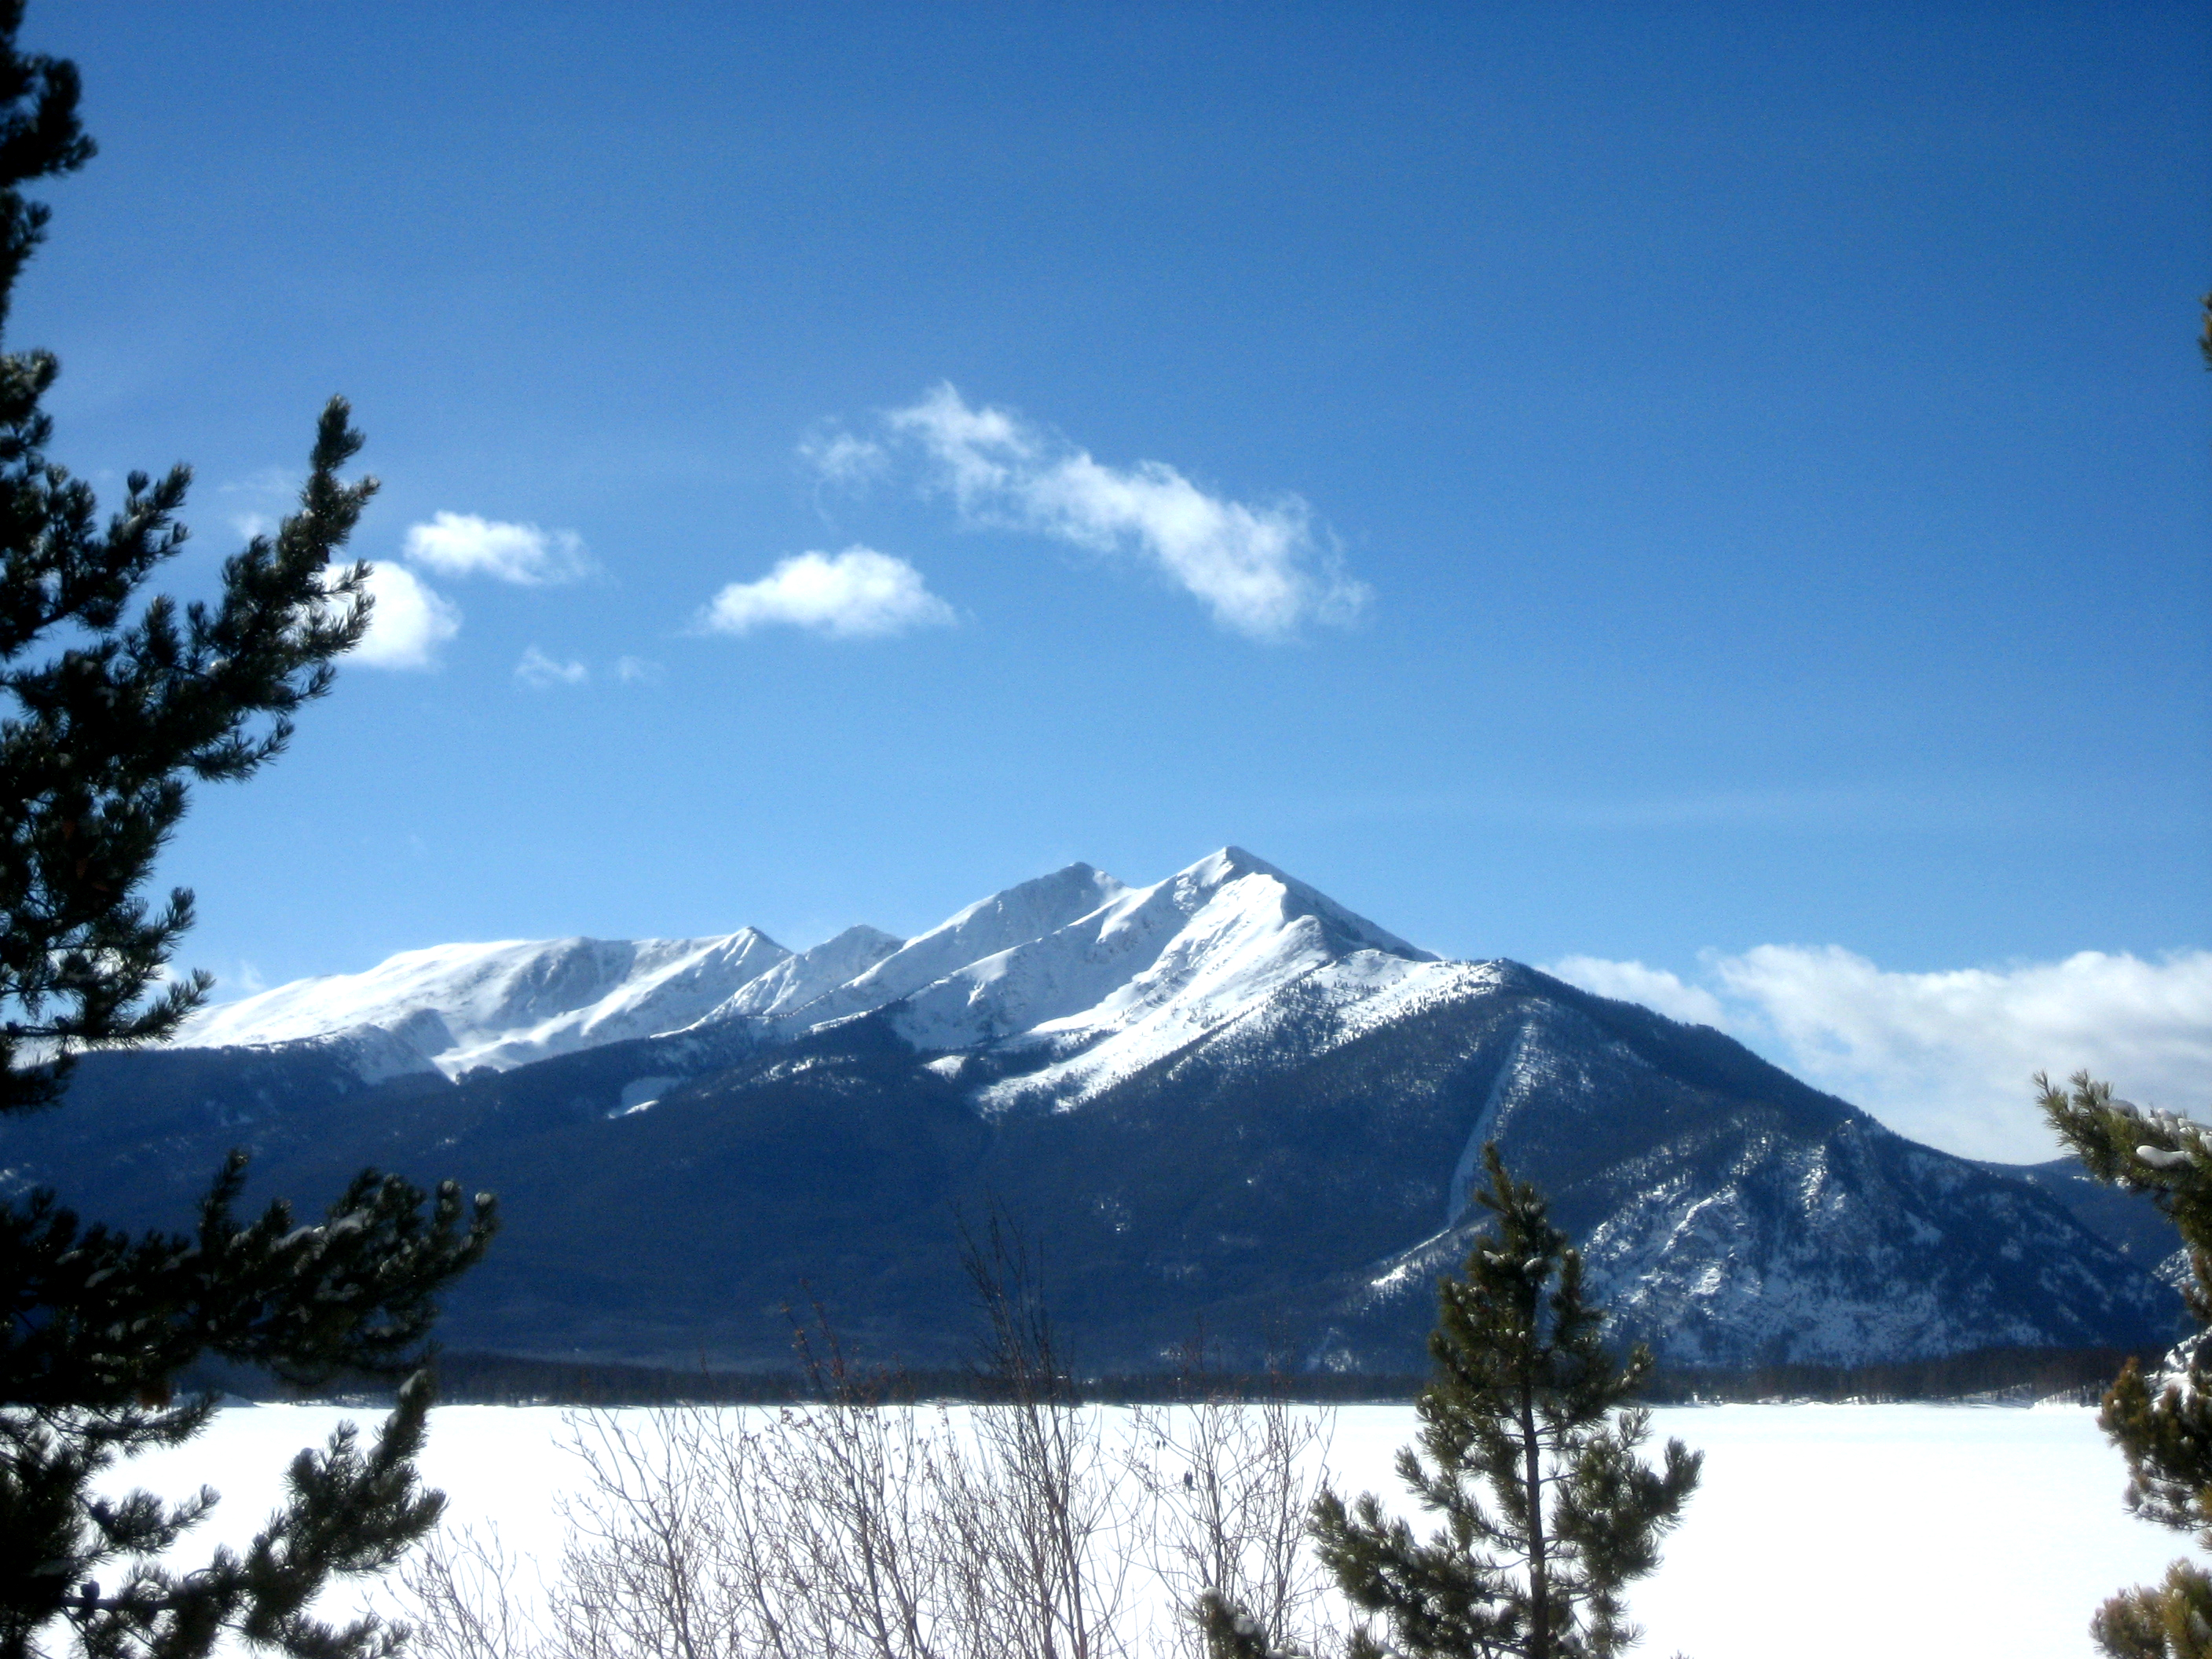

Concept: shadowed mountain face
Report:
left=4, top=852, right=2177, bottom=1373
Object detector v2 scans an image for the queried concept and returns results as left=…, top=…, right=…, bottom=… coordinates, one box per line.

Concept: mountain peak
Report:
left=878, top=847, right=1437, bottom=1104
left=1166, top=846, right=1434, bottom=965
left=701, top=924, right=906, bottom=1024
left=1185, top=845, right=1275, bottom=884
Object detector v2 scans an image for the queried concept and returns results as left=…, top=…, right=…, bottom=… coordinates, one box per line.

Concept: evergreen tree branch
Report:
left=2043, top=1072, right=2212, bottom=1657
left=0, top=1155, right=496, bottom=1409
left=1193, top=1588, right=1316, bottom=1659
left=57, top=1375, right=440, bottom=1659
left=0, top=396, right=372, bottom=1111
left=0, top=11, right=485, bottom=1659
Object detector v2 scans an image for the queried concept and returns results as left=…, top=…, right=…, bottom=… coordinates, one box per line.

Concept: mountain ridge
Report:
left=39, top=848, right=2173, bottom=1372
left=172, top=848, right=1434, bottom=1110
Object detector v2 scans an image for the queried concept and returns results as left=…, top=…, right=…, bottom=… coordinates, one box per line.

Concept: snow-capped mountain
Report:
left=178, top=929, right=795, bottom=1078
left=19, top=848, right=2177, bottom=1374
left=174, top=848, right=1431, bottom=1103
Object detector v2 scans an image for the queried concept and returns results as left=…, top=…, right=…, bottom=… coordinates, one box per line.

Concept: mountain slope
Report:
left=21, top=849, right=2175, bottom=1373
left=178, top=930, right=796, bottom=1077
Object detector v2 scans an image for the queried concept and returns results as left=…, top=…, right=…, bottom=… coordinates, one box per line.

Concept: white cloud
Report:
left=822, top=383, right=1367, bottom=640
left=615, top=656, right=662, bottom=684
left=1544, top=946, right=2212, bottom=1164
left=515, top=646, right=589, bottom=689
left=350, top=562, right=462, bottom=670
left=1545, top=956, right=1728, bottom=1027
left=401, top=511, right=595, bottom=584
left=699, top=547, right=956, bottom=639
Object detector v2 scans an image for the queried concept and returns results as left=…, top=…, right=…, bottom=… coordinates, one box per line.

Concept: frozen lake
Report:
left=103, top=1400, right=2188, bottom=1657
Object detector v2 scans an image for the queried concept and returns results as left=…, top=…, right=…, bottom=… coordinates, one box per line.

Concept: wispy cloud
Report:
left=220, top=467, right=295, bottom=496
left=1544, top=946, right=2212, bottom=1163
left=350, top=562, right=463, bottom=671
left=699, top=547, right=956, bottom=639
left=402, top=511, right=595, bottom=584
left=515, top=646, right=589, bottom=689
left=218, top=467, right=297, bottom=541
left=814, top=383, right=1367, bottom=640
left=799, top=428, right=887, bottom=488
left=615, top=655, right=662, bottom=684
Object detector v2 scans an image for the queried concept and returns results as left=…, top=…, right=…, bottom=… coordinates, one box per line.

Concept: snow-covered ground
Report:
left=102, top=1401, right=2181, bottom=1657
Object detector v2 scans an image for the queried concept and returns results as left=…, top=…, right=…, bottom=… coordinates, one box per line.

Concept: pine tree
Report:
left=1300, top=1145, right=1700, bottom=1659
left=0, top=9, right=495, bottom=1657
left=1192, top=1591, right=1308, bottom=1659
left=2036, top=282, right=2212, bottom=1659
left=2042, top=1071, right=2212, bottom=1659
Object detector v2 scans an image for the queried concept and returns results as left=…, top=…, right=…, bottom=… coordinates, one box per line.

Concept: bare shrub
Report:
left=563, top=1394, right=972, bottom=1659
left=397, top=1237, right=1336, bottom=1657
left=403, top=1385, right=1336, bottom=1659
left=1125, top=1384, right=1335, bottom=1659
left=940, top=1215, right=1134, bottom=1659
left=403, top=1521, right=552, bottom=1659
left=742, top=1397, right=956, bottom=1657
left=553, top=1408, right=765, bottom=1659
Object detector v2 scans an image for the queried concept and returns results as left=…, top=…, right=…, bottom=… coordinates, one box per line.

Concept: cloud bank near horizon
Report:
left=815, top=383, right=1368, bottom=640
left=1544, top=945, right=2212, bottom=1163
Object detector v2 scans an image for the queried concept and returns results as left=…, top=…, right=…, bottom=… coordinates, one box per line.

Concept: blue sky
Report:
left=20, top=2, right=2211, bottom=1157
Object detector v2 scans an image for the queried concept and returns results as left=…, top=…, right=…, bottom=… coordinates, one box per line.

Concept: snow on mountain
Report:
left=171, top=849, right=1432, bottom=1100
left=760, top=862, right=1131, bottom=1033
left=707, top=925, right=906, bottom=1021
left=177, top=929, right=793, bottom=1077
left=914, top=848, right=1435, bottom=1111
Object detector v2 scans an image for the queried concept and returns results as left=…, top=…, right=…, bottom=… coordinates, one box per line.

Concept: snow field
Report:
left=104, top=1401, right=2176, bottom=1657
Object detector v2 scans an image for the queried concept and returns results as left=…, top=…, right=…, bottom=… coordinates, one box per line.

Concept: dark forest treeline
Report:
left=1639, top=1343, right=2153, bottom=1404
left=427, top=1353, right=1436, bottom=1406
left=183, top=1344, right=2156, bottom=1408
